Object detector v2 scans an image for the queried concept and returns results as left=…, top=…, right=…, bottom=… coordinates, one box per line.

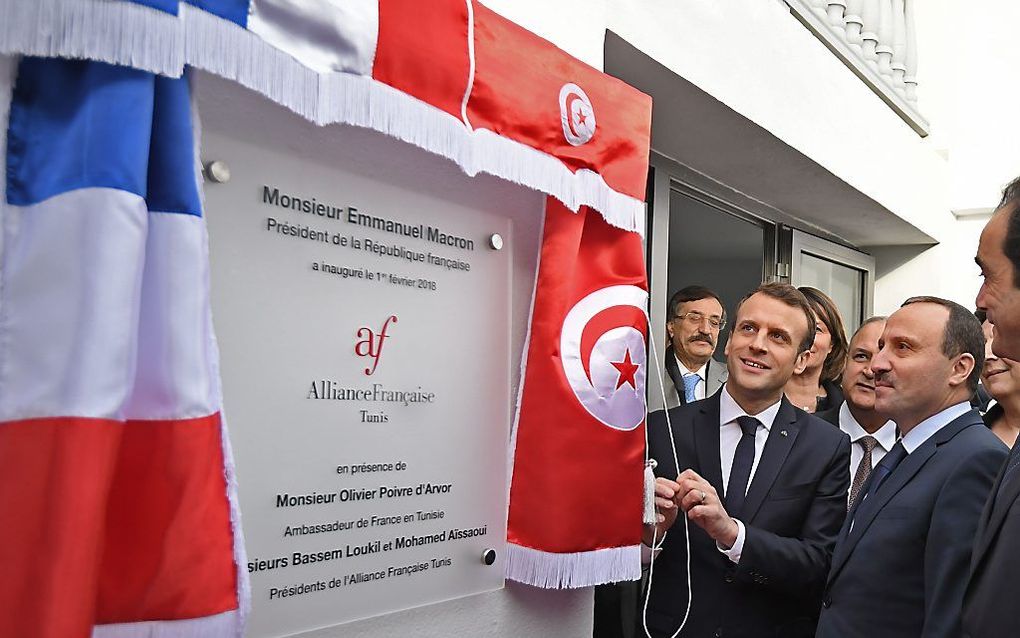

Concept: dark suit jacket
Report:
left=815, top=404, right=840, bottom=427
left=817, top=409, right=1006, bottom=638
left=814, top=380, right=845, bottom=415
left=962, top=431, right=1020, bottom=638
left=644, top=392, right=850, bottom=638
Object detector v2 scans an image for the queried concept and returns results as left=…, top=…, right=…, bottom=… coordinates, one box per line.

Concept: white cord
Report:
left=641, top=316, right=692, bottom=638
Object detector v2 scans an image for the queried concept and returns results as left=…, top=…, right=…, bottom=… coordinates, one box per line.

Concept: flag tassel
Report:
left=643, top=459, right=658, bottom=525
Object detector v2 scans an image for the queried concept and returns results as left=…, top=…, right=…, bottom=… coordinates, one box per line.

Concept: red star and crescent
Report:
left=610, top=348, right=639, bottom=390
left=564, top=92, right=585, bottom=137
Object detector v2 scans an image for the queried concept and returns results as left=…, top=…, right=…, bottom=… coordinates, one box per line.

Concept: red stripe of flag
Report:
left=97, top=413, right=237, bottom=624
left=0, top=417, right=121, bottom=638
left=0, top=414, right=237, bottom=638
left=373, top=0, right=472, bottom=119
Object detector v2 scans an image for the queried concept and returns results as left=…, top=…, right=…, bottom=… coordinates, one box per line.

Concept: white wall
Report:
left=943, top=1, right=1020, bottom=213
left=480, top=0, right=608, bottom=70
left=871, top=215, right=986, bottom=315
left=873, top=0, right=1020, bottom=313
left=298, top=581, right=592, bottom=638
left=609, top=0, right=948, bottom=240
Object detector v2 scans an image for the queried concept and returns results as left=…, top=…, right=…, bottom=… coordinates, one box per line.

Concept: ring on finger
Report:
left=699, top=490, right=707, bottom=504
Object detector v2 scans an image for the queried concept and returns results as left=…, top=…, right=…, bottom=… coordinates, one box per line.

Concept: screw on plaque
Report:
left=204, top=160, right=231, bottom=184
left=481, top=549, right=497, bottom=566
left=489, top=233, right=504, bottom=250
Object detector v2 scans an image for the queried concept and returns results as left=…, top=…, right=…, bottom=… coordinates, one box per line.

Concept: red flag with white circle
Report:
left=506, top=197, right=648, bottom=588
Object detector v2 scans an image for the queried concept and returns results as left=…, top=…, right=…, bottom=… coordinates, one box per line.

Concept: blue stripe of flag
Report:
left=120, top=1, right=250, bottom=28
left=6, top=57, right=155, bottom=206
left=6, top=57, right=202, bottom=217
left=147, top=71, right=202, bottom=217
left=185, top=0, right=250, bottom=27
left=125, top=0, right=179, bottom=14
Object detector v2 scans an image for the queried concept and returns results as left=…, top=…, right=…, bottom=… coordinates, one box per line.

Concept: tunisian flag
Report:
left=506, top=198, right=648, bottom=588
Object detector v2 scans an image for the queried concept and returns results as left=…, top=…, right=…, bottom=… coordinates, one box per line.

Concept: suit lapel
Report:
left=664, top=346, right=685, bottom=405
left=828, top=444, right=935, bottom=583
left=706, top=359, right=728, bottom=396
left=971, top=453, right=1020, bottom=571
left=693, top=394, right=725, bottom=495
left=739, top=398, right=800, bottom=521
left=828, top=414, right=979, bottom=584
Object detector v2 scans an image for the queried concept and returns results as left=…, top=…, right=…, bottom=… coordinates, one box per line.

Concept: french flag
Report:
left=0, top=56, right=246, bottom=638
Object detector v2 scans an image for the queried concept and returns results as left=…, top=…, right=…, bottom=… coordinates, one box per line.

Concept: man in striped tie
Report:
left=815, top=317, right=898, bottom=509
left=816, top=297, right=1006, bottom=638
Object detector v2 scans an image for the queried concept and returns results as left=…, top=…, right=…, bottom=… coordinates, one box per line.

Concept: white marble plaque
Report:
left=202, top=101, right=513, bottom=637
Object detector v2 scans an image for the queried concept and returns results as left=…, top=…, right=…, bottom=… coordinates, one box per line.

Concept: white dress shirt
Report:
left=899, top=401, right=972, bottom=453
left=675, top=355, right=708, bottom=401
left=848, top=401, right=973, bottom=533
left=838, top=402, right=897, bottom=491
left=716, top=384, right=783, bottom=563
left=643, top=385, right=781, bottom=564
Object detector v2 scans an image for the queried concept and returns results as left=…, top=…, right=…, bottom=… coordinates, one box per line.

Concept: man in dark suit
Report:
left=817, top=297, right=1006, bottom=638
left=815, top=317, right=898, bottom=509
left=662, top=285, right=728, bottom=408
left=644, top=283, right=850, bottom=638
left=965, top=176, right=1020, bottom=638
left=595, top=285, right=732, bottom=638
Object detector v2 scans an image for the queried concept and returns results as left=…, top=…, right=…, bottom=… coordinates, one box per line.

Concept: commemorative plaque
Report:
left=203, top=119, right=513, bottom=636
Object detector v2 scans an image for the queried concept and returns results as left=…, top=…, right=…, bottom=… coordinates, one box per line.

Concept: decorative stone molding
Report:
left=785, top=0, right=929, bottom=135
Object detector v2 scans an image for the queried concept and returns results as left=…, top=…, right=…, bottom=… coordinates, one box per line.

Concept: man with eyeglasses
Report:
left=663, top=285, right=729, bottom=407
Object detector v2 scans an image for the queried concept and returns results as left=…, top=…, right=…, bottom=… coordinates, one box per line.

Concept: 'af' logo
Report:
left=355, top=315, right=397, bottom=376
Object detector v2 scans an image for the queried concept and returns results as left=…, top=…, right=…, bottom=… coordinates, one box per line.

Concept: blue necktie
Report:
left=862, top=441, right=907, bottom=501
left=682, top=373, right=700, bottom=403
left=726, top=416, right=759, bottom=515
left=849, top=441, right=907, bottom=528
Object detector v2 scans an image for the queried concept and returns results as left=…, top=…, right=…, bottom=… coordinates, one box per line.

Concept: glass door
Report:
left=666, top=188, right=768, bottom=322
left=788, top=229, right=875, bottom=334
left=645, top=159, right=776, bottom=410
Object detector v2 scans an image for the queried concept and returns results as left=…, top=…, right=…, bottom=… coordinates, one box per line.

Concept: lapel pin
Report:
left=780, top=430, right=788, bottom=437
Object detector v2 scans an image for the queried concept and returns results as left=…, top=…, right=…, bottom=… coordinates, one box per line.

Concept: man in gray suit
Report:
left=663, top=285, right=728, bottom=408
